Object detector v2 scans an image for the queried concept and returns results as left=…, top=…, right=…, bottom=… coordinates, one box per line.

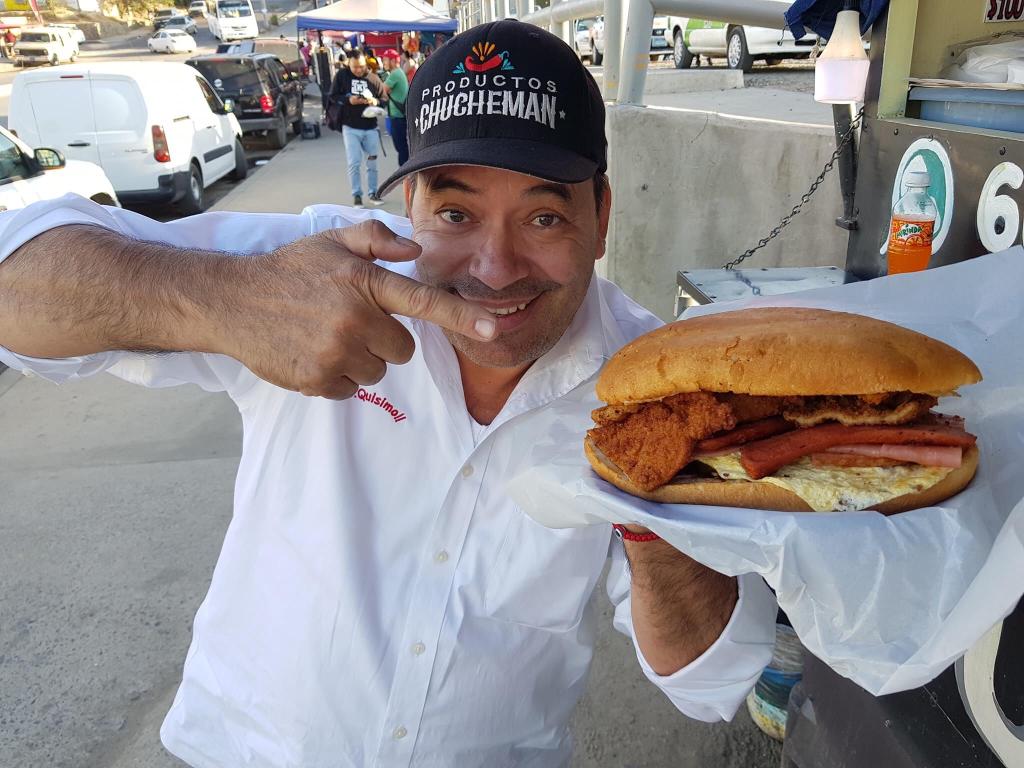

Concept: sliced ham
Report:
left=695, top=416, right=794, bottom=453
left=824, top=443, right=963, bottom=468
left=740, top=423, right=976, bottom=479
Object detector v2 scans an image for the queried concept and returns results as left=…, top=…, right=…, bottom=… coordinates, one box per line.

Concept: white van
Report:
left=9, top=62, right=247, bottom=214
left=13, top=26, right=79, bottom=67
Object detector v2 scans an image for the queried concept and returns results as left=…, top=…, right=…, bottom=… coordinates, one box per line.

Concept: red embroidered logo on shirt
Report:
left=355, top=388, right=407, bottom=423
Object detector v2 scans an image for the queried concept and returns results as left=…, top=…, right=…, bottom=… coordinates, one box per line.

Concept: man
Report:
left=331, top=51, right=386, bottom=207
left=3, top=29, right=16, bottom=59
left=380, top=48, right=409, bottom=166
left=0, top=20, right=774, bottom=768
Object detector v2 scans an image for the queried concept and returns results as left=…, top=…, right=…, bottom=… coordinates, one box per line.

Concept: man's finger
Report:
left=370, top=269, right=497, bottom=342
left=365, top=314, right=417, bottom=365
left=325, top=219, right=421, bottom=263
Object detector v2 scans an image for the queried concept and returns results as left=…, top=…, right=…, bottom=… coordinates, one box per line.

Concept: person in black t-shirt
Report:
left=330, top=52, right=387, bottom=206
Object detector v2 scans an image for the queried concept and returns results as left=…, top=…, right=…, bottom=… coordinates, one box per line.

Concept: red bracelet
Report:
left=612, top=523, right=661, bottom=543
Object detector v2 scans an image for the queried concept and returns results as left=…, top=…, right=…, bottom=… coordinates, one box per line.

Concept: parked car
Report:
left=186, top=53, right=303, bottom=149
left=153, top=8, right=185, bottom=31
left=162, top=15, right=198, bottom=36
left=188, top=0, right=207, bottom=17
left=9, top=62, right=247, bottom=214
left=13, top=27, right=78, bottom=67
left=47, top=23, right=86, bottom=45
left=589, top=15, right=672, bottom=65
left=224, top=37, right=304, bottom=78
left=0, top=124, right=119, bottom=212
left=149, top=28, right=198, bottom=54
left=666, top=16, right=818, bottom=71
left=573, top=17, right=595, bottom=60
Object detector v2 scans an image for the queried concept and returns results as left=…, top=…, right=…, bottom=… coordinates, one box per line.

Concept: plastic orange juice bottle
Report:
left=887, top=171, right=937, bottom=275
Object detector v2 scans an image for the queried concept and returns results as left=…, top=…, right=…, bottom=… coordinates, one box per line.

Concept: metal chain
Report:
left=722, top=105, right=866, bottom=270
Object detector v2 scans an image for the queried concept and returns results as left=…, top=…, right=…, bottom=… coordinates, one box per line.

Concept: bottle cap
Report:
left=905, top=171, right=931, bottom=188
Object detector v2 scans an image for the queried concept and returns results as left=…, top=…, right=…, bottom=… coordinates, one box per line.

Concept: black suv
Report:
left=186, top=53, right=304, bottom=149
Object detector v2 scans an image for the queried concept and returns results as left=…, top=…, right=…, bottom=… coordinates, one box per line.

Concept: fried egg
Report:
left=696, top=453, right=954, bottom=512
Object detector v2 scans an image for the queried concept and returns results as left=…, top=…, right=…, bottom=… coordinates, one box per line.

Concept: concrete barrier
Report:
left=591, top=67, right=743, bottom=95
left=601, top=103, right=848, bottom=320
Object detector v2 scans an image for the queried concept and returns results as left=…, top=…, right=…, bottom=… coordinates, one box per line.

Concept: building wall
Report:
left=602, top=104, right=848, bottom=320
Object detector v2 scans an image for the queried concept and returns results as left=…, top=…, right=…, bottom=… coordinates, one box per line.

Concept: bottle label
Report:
left=890, top=217, right=934, bottom=246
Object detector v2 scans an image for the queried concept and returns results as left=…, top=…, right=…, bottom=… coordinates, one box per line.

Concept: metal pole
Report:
left=832, top=103, right=859, bottom=231
left=602, top=0, right=622, bottom=101
left=617, top=0, right=653, bottom=104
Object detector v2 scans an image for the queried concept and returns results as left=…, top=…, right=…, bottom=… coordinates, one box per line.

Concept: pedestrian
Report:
left=379, top=48, right=409, bottom=166
left=330, top=51, right=386, bottom=206
left=0, top=20, right=774, bottom=768
left=401, top=47, right=417, bottom=82
left=364, top=45, right=379, bottom=73
left=312, top=38, right=334, bottom=122
left=3, top=29, right=16, bottom=59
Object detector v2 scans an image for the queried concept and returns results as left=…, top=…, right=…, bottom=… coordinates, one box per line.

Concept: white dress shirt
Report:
left=0, top=195, right=775, bottom=768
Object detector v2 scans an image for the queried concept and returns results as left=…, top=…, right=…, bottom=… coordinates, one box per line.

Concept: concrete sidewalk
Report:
left=213, top=107, right=407, bottom=217
left=1, top=89, right=783, bottom=768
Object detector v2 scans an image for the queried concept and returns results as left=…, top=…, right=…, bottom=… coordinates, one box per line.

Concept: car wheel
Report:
left=50, top=54, right=58, bottom=66
left=592, top=39, right=603, bottom=66
left=727, top=27, right=754, bottom=72
left=673, top=32, right=694, bottom=69
left=229, top=138, right=248, bottom=181
left=267, top=115, right=287, bottom=149
left=178, top=162, right=204, bottom=215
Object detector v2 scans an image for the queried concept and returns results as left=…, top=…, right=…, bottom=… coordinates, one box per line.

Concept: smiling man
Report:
left=0, top=20, right=774, bottom=768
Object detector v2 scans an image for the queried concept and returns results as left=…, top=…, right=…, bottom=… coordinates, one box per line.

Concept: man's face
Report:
left=406, top=166, right=611, bottom=369
left=383, top=56, right=397, bottom=71
left=349, top=56, right=367, bottom=77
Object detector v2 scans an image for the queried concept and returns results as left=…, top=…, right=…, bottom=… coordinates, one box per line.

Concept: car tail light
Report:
left=259, top=94, right=274, bottom=114
left=152, top=125, right=171, bottom=163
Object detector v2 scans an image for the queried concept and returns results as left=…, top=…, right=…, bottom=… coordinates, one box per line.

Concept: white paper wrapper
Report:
left=505, top=248, right=1024, bottom=696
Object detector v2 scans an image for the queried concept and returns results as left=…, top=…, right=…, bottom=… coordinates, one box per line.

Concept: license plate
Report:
left=651, top=38, right=668, bottom=47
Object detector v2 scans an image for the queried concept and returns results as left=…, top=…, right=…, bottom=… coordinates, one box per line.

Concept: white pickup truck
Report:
left=669, top=16, right=818, bottom=72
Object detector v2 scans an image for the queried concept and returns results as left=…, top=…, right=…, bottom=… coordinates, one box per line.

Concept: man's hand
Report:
left=0, top=221, right=497, bottom=400
left=221, top=220, right=497, bottom=399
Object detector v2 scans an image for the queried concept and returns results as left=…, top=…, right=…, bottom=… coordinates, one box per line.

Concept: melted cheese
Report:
left=696, top=453, right=954, bottom=513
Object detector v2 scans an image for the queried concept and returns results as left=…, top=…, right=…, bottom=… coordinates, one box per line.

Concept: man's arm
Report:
left=329, top=69, right=345, bottom=99
left=620, top=529, right=738, bottom=675
left=0, top=219, right=497, bottom=399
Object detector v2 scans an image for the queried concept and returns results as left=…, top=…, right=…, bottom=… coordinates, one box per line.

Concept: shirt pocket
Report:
left=483, top=510, right=610, bottom=632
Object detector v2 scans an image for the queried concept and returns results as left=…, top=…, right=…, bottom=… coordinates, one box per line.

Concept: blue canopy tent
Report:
left=296, top=0, right=457, bottom=33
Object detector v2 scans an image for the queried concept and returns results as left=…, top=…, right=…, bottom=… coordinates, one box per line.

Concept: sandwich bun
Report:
left=597, top=307, right=982, bottom=405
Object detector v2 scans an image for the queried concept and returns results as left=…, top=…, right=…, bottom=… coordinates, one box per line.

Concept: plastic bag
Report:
left=941, top=39, right=1024, bottom=83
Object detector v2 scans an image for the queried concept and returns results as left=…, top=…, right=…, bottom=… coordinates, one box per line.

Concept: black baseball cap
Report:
left=379, top=19, right=606, bottom=195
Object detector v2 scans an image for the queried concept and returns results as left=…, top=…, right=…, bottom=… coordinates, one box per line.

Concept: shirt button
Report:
left=434, top=550, right=449, bottom=564
left=461, top=464, right=474, bottom=478
left=393, top=726, right=408, bottom=740
left=411, top=642, right=426, bottom=655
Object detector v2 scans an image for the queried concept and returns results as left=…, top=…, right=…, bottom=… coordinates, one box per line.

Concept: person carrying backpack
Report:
left=380, top=48, right=409, bottom=167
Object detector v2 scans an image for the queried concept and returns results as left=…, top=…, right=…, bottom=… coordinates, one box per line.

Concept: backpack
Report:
left=325, top=96, right=343, bottom=132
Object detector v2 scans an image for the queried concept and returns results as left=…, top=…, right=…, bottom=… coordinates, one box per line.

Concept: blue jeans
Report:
left=385, top=116, right=409, bottom=167
left=342, top=125, right=380, bottom=197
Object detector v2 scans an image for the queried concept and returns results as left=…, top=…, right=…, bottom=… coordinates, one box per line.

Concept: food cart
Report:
left=674, top=3, right=1023, bottom=766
